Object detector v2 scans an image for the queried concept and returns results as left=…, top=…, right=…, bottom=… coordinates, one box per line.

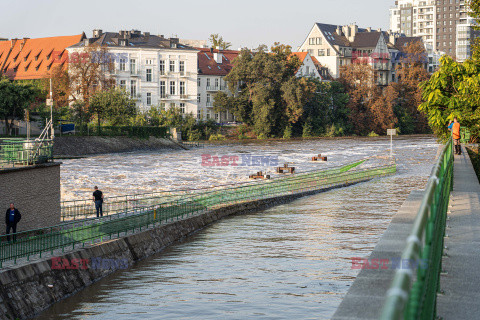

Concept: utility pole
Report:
left=49, top=78, right=54, bottom=139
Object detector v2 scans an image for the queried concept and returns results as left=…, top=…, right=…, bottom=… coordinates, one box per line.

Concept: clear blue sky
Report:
left=1, top=0, right=393, bottom=49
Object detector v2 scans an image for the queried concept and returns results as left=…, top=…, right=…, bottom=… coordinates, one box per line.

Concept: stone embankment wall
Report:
left=53, top=136, right=182, bottom=157
left=0, top=163, right=61, bottom=231
left=0, top=183, right=358, bottom=320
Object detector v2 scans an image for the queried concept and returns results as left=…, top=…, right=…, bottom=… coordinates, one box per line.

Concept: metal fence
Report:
left=1, top=159, right=396, bottom=267
left=0, top=138, right=54, bottom=169
left=380, top=138, right=454, bottom=320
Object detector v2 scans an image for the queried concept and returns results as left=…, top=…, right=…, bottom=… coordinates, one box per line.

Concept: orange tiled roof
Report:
left=197, top=48, right=240, bottom=76
left=289, top=52, right=308, bottom=62
left=0, top=34, right=85, bottom=80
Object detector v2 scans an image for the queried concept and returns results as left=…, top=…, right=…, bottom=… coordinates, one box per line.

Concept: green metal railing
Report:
left=0, top=138, right=54, bottom=169
left=380, top=139, right=454, bottom=320
left=1, top=159, right=396, bottom=267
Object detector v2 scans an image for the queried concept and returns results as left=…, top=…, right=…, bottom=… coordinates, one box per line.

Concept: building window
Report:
left=130, top=59, right=136, bottom=73
left=119, top=58, right=126, bottom=71
left=131, top=80, right=137, bottom=96
left=146, top=92, right=152, bottom=106
left=179, top=81, right=185, bottom=95
left=197, top=94, right=201, bottom=103
left=206, top=78, right=211, bottom=87
left=146, top=59, right=154, bottom=65
left=170, top=81, right=175, bottom=95
left=207, top=94, right=211, bottom=104
left=197, top=77, right=201, bottom=87
left=146, top=69, right=152, bottom=82
left=159, top=60, right=165, bottom=75
left=180, top=103, right=185, bottom=114
left=169, top=60, right=175, bottom=72
left=170, top=102, right=176, bottom=109
left=327, top=49, right=330, bottom=56
left=197, top=109, right=201, bottom=119
left=215, top=78, right=219, bottom=88
left=316, top=37, right=322, bottom=45
left=318, top=49, right=325, bottom=56
left=160, top=102, right=165, bottom=110
left=179, top=61, right=185, bottom=75
left=160, top=81, right=166, bottom=98
left=120, top=80, right=126, bottom=90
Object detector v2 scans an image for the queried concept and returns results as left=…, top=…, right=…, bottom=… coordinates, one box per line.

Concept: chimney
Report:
left=210, top=47, right=214, bottom=54
left=214, top=52, right=222, bottom=64
left=144, top=32, right=150, bottom=38
left=93, top=29, right=103, bottom=38
left=336, top=26, right=342, bottom=36
left=160, top=35, right=165, bottom=38
left=377, top=28, right=382, bottom=32
left=367, top=27, right=372, bottom=32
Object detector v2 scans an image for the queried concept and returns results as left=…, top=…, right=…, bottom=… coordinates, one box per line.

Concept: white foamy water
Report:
left=60, top=136, right=438, bottom=201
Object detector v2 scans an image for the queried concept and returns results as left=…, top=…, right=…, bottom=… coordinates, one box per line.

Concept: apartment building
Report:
left=390, top=0, right=436, bottom=52
left=298, top=23, right=402, bottom=85
left=390, top=0, right=478, bottom=61
left=68, top=30, right=199, bottom=114
left=197, top=48, right=238, bottom=122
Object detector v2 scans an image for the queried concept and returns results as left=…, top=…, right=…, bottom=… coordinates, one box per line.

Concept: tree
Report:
left=419, top=56, right=480, bottom=141
left=393, top=40, right=430, bottom=134
left=209, top=34, right=232, bottom=50
left=89, top=88, right=137, bottom=128
left=67, top=45, right=115, bottom=125
left=340, top=61, right=398, bottom=135
left=216, top=44, right=314, bottom=138
left=0, top=78, right=40, bottom=135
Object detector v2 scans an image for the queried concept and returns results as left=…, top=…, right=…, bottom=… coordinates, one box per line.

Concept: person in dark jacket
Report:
left=92, top=186, right=104, bottom=217
left=5, top=203, right=21, bottom=242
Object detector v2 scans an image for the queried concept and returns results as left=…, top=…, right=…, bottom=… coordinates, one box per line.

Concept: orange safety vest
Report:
left=452, top=122, right=461, bottom=140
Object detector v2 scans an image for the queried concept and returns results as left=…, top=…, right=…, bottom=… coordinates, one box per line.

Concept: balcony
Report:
left=206, top=85, right=226, bottom=92
left=180, top=94, right=192, bottom=100
left=130, top=69, right=140, bottom=76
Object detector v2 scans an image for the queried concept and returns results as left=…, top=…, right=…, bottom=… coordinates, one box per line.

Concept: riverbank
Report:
left=53, top=136, right=183, bottom=157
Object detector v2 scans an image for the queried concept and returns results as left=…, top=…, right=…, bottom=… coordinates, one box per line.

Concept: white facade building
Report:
left=68, top=30, right=199, bottom=115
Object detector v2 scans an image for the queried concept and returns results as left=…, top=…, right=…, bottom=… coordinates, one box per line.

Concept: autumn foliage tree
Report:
left=393, top=40, right=430, bottom=133
left=339, top=61, right=397, bottom=135
left=214, top=43, right=316, bottom=138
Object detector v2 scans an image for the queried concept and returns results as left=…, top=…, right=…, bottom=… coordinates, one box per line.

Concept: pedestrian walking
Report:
left=5, top=203, right=21, bottom=242
left=448, top=117, right=462, bottom=155
left=92, top=186, right=104, bottom=217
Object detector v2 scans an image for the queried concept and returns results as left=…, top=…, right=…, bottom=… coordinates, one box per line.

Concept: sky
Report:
left=0, top=0, right=393, bottom=50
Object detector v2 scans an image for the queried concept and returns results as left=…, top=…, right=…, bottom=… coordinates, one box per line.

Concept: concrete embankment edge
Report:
left=0, top=181, right=365, bottom=320
left=331, top=189, right=425, bottom=320
left=53, top=136, right=183, bottom=157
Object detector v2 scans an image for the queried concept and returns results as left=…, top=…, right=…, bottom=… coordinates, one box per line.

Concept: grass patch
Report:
left=466, top=146, right=480, bottom=183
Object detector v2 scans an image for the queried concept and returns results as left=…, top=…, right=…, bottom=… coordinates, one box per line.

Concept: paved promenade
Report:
left=436, top=146, right=480, bottom=319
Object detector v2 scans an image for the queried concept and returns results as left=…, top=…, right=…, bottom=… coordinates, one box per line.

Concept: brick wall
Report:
left=0, top=163, right=61, bottom=232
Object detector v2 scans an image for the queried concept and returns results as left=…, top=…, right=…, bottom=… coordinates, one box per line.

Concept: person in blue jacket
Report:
left=5, top=203, right=21, bottom=242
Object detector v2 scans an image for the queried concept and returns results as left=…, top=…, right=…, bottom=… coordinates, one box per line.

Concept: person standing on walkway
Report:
left=5, top=203, right=21, bottom=242
left=92, top=186, right=104, bottom=218
left=448, top=117, right=462, bottom=155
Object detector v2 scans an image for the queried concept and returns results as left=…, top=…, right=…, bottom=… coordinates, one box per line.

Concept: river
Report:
left=38, top=136, right=438, bottom=319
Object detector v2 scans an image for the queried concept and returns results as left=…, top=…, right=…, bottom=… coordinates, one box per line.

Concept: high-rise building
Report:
left=436, top=0, right=477, bottom=60
left=390, top=0, right=436, bottom=53
left=390, top=0, right=479, bottom=61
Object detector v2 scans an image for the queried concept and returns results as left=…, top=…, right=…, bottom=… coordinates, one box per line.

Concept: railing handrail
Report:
left=380, top=138, right=454, bottom=319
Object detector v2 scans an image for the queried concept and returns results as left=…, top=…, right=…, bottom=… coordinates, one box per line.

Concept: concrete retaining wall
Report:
left=53, top=136, right=182, bottom=157
left=0, top=163, right=61, bottom=231
left=0, top=182, right=361, bottom=320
